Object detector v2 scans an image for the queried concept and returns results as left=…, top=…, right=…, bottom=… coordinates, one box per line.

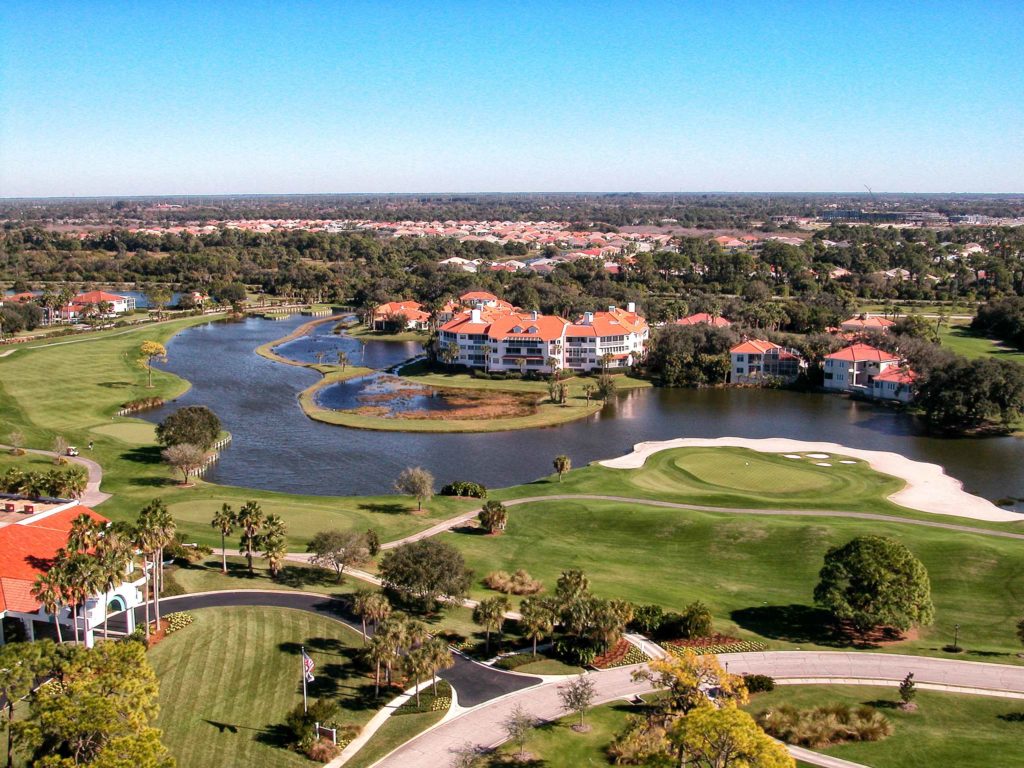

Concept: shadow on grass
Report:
left=357, top=501, right=412, bottom=515
left=730, top=604, right=863, bottom=648
left=254, top=723, right=294, bottom=749
left=998, top=712, right=1024, bottom=722
left=121, top=445, right=163, bottom=465
left=864, top=699, right=901, bottom=710
left=97, top=381, right=134, bottom=389
left=452, top=524, right=489, bottom=536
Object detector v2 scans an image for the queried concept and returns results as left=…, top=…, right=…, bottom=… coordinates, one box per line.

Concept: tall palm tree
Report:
left=137, top=500, right=173, bottom=630
left=235, top=501, right=265, bottom=575
left=68, top=513, right=102, bottom=554
left=352, top=589, right=373, bottom=644
left=473, top=596, right=509, bottom=655
left=366, top=635, right=389, bottom=698
left=96, top=540, right=130, bottom=639
left=424, top=636, right=454, bottom=696
left=337, top=350, right=350, bottom=371
left=519, top=597, right=555, bottom=657
left=32, top=571, right=65, bottom=643
left=364, top=592, right=392, bottom=635
left=260, top=514, right=288, bottom=578
left=404, top=646, right=433, bottom=707
left=132, top=519, right=159, bottom=639
left=151, top=504, right=176, bottom=628
left=211, top=504, right=234, bottom=574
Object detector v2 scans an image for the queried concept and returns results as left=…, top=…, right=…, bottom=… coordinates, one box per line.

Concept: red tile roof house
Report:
left=675, top=312, right=732, bottom=328
left=730, top=340, right=805, bottom=384
left=839, top=315, right=896, bottom=334
left=0, top=501, right=145, bottom=646
left=823, top=343, right=902, bottom=395
left=370, top=300, right=431, bottom=331
left=870, top=366, right=917, bottom=403
left=437, top=300, right=649, bottom=374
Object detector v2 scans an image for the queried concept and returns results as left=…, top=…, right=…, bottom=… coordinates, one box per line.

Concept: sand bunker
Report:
left=599, top=437, right=1021, bottom=523
left=806, top=453, right=831, bottom=459
left=815, top=462, right=832, bottom=466
left=783, top=454, right=802, bottom=459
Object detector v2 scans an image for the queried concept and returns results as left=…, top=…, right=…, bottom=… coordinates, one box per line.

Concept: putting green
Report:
left=664, top=450, right=858, bottom=495
left=90, top=421, right=157, bottom=444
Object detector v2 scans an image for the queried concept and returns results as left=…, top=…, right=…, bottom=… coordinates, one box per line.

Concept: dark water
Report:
left=146, top=316, right=1024, bottom=502
left=273, top=318, right=421, bottom=371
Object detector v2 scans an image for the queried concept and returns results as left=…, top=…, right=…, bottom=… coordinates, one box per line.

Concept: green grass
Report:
left=163, top=556, right=360, bottom=597
left=345, top=324, right=429, bottom=343
left=444, top=497, right=1024, bottom=659
left=488, top=686, right=1024, bottom=768
left=939, top=323, right=1024, bottom=364
left=745, top=685, right=1024, bottom=768
left=399, top=359, right=652, bottom=394
left=344, top=682, right=452, bottom=768
left=148, top=606, right=377, bottom=768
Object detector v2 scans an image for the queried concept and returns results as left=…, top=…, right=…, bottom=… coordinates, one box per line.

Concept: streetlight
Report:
left=953, top=623, right=960, bottom=651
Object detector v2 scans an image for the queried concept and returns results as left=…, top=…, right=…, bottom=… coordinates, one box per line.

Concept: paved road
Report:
left=145, top=590, right=540, bottom=708
left=0, top=445, right=110, bottom=506
left=373, top=650, right=1024, bottom=768
left=383, top=493, right=1024, bottom=547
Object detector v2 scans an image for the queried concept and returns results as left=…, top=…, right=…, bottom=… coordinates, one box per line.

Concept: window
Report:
left=824, top=373, right=833, bottom=380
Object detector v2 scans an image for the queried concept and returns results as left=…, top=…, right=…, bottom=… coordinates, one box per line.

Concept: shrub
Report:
left=123, top=628, right=150, bottom=649
left=440, top=481, right=488, bottom=498
left=629, top=604, right=664, bottom=634
left=654, top=601, right=714, bottom=640
left=305, top=739, right=340, bottom=761
left=554, top=636, right=598, bottom=666
left=756, top=704, right=893, bottom=748
left=495, top=653, right=544, bottom=671
left=483, top=569, right=543, bottom=595
left=743, top=674, right=776, bottom=693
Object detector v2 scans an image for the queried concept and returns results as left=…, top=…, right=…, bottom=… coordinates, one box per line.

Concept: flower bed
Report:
left=590, top=638, right=650, bottom=669
left=394, top=682, right=452, bottom=715
left=663, top=634, right=766, bottom=656
left=165, top=612, right=195, bottom=635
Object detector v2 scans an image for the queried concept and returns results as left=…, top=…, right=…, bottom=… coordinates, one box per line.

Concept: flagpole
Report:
left=301, top=645, right=308, bottom=713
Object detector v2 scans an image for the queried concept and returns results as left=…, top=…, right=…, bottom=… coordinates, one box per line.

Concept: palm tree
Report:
left=337, top=350, right=350, bottom=371
left=132, top=514, right=160, bottom=639
left=211, top=504, right=234, bottom=574
left=364, top=592, right=392, bottom=635
left=519, top=597, right=555, bottom=657
left=138, top=501, right=175, bottom=629
left=260, top=514, right=288, bottom=578
left=424, top=636, right=454, bottom=696
left=67, top=513, right=102, bottom=553
left=546, top=356, right=560, bottom=376
left=472, top=596, right=510, bottom=655
left=582, top=383, right=595, bottom=405
left=32, top=571, right=65, bottom=643
left=315, top=350, right=326, bottom=366
left=352, top=589, right=373, bottom=644
left=57, top=465, right=88, bottom=499
left=601, top=352, right=614, bottom=372
left=17, top=471, right=47, bottom=499
left=96, top=531, right=132, bottom=639
left=404, top=646, right=433, bottom=707
left=366, top=634, right=389, bottom=698
left=480, top=344, right=492, bottom=372
left=235, top=501, right=265, bottom=575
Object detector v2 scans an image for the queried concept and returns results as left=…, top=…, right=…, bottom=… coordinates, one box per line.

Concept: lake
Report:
left=146, top=315, right=1024, bottom=505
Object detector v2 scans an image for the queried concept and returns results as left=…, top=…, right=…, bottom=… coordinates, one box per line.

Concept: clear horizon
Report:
left=2, top=1, right=1022, bottom=197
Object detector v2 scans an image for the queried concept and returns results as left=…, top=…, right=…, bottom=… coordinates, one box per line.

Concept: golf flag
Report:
left=302, top=649, right=315, bottom=683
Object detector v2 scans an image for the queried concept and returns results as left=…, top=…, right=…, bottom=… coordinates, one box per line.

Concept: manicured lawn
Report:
left=939, top=323, right=1024, bottom=365
left=444, top=498, right=1024, bottom=659
left=498, top=446, right=908, bottom=514
left=148, top=606, right=377, bottom=768
left=346, top=324, right=429, bottom=343
left=162, top=555, right=360, bottom=598
left=745, top=685, right=1024, bottom=767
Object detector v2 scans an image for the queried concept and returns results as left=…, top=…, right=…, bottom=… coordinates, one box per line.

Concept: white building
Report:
left=437, top=300, right=648, bottom=373
left=730, top=340, right=805, bottom=384
left=871, top=366, right=917, bottom=403
left=823, top=343, right=901, bottom=394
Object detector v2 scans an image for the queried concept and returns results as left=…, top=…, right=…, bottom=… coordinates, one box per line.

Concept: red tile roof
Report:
left=73, top=290, right=129, bottom=304
left=840, top=316, right=896, bottom=329
left=675, top=313, right=732, bottom=327
left=730, top=339, right=780, bottom=355
left=873, top=366, right=917, bottom=384
left=826, top=343, right=900, bottom=363
left=0, top=505, right=107, bottom=614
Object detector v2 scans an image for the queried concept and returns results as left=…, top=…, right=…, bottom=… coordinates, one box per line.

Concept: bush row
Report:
left=439, top=480, right=487, bottom=498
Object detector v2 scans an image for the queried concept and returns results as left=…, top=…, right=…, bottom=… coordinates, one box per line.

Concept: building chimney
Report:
left=471, top=308, right=482, bottom=323
left=627, top=302, right=636, bottom=313
left=608, top=305, right=616, bottom=313
left=584, top=312, right=594, bottom=325
left=531, top=310, right=538, bottom=321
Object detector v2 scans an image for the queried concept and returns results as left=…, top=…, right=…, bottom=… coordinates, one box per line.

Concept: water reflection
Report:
left=146, top=316, right=1024, bottom=503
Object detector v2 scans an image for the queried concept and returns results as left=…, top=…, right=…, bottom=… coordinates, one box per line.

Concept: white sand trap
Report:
left=783, top=454, right=802, bottom=459
left=815, top=462, right=832, bottom=467
left=806, top=453, right=831, bottom=459
left=599, top=437, right=1021, bottom=523
left=840, top=460, right=858, bottom=465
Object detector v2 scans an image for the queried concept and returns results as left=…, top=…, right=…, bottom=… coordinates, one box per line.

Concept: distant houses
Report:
left=675, top=312, right=732, bottom=328
left=839, top=315, right=896, bottom=334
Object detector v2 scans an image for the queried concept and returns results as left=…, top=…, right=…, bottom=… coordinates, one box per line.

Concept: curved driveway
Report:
left=373, top=650, right=1024, bottom=768
left=0, top=444, right=110, bottom=506
left=146, top=590, right=539, bottom=708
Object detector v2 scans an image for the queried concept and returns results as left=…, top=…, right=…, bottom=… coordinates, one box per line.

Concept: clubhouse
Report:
left=0, top=499, right=145, bottom=647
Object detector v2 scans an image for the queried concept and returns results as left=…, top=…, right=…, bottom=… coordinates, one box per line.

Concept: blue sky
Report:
left=1, top=1, right=1022, bottom=196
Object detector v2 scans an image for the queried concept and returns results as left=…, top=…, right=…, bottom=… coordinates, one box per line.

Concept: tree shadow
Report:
left=998, top=712, right=1024, bottom=723
left=97, top=381, right=135, bottom=389
left=864, top=699, right=901, bottom=710
left=966, top=649, right=1012, bottom=658
left=121, top=446, right=164, bottom=465
left=254, top=723, right=294, bottom=749
left=357, top=501, right=410, bottom=515
left=275, top=565, right=337, bottom=589
left=730, top=604, right=862, bottom=648
left=452, top=524, right=488, bottom=536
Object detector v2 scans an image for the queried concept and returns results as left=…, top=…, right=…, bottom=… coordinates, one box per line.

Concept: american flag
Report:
left=302, top=649, right=315, bottom=683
